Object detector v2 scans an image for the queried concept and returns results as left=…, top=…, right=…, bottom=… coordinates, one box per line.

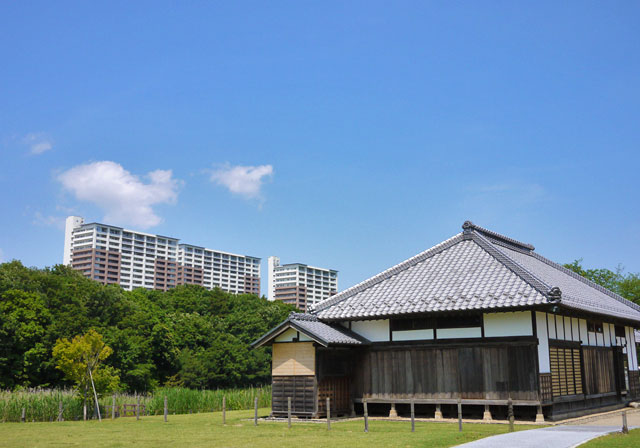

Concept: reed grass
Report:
left=0, top=386, right=271, bottom=422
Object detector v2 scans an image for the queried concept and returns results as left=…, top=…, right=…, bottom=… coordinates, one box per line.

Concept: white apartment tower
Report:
left=63, top=216, right=260, bottom=294
left=267, top=256, right=337, bottom=312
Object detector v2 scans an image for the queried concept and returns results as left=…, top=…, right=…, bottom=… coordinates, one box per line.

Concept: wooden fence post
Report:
left=21, top=407, right=25, bottom=423
left=508, top=398, right=514, bottom=432
left=622, top=411, right=628, bottom=434
left=287, top=397, right=291, bottom=429
left=112, top=395, right=115, bottom=420
left=164, top=396, right=168, bottom=422
left=327, top=397, right=331, bottom=430
left=136, top=395, right=140, bottom=421
left=222, top=396, right=226, bottom=425
left=58, top=401, right=63, bottom=422
left=254, top=396, right=258, bottom=426
left=410, top=400, right=415, bottom=433
left=363, top=399, right=369, bottom=433
left=457, top=398, right=462, bottom=432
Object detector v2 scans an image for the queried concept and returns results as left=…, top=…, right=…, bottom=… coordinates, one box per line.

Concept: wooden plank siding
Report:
left=272, top=342, right=315, bottom=376
left=582, top=347, right=616, bottom=395
left=272, top=376, right=316, bottom=416
left=352, top=342, right=539, bottom=401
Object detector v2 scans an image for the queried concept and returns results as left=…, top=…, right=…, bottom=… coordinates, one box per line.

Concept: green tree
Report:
left=52, top=330, right=120, bottom=407
left=0, top=289, right=51, bottom=387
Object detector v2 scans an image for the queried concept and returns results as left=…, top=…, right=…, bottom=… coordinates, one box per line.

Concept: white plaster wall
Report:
left=536, top=312, right=550, bottom=373
left=631, top=328, right=639, bottom=371
left=483, top=311, right=533, bottom=337
left=437, top=327, right=482, bottom=339
left=351, top=319, right=390, bottom=342
left=579, top=319, right=588, bottom=345
left=571, top=318, right=581, bottom=342
left=556, top=315, right=565, bottom=340
left=626, top=326, right=639, bottom=371
left=392, top=329, right=434, bottom=341
left=603, top=323, right=612, bottom=347
left=547, top=314, right=557, bottom=339
left=274, top=328, right=312, bottom=342
left=563, top=317, right=572, bottom=340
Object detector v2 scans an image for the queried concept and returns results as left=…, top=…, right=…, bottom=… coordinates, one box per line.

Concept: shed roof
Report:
left=310, top=222, right=640, bottom=324
left=251, top=312, right=370, bottom=348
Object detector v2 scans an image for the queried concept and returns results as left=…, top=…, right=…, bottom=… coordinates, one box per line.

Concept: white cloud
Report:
left=23, top=133, right=53, bottom=155
left=209, top=164, right=273, bottom=200
left=0, top=248, right=4, bottom=263
left=58, top=161, right=180, bottom=228
left=33, top=212, right=65, bottom=230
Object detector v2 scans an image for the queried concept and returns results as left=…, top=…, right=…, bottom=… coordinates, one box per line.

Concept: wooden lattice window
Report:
left=550, top=346, right=583, bottom=397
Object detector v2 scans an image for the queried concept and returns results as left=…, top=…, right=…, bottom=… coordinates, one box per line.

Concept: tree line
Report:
left=1, top=258, right=637, bottom=393
left=0, top=261, right=294, bottom=392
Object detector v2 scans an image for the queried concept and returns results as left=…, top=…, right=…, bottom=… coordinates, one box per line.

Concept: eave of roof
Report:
left=251, top=312, right=370, bottom=348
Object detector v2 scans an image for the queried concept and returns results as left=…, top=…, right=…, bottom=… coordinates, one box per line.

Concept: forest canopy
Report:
left=0, top=261, right=294, bottom=391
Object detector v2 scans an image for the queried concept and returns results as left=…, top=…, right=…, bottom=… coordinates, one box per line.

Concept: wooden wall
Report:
left=352, top=341, right=538, bottom=401
left=272, top=376, right=315, bottom=416
left=582, top=347, right=616, bottom=395
left=272, top=342, right=315, bottom=376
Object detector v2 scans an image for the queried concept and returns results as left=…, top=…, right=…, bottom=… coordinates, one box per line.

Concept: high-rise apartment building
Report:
left=267, top=256, right=337, bottom=311
left=63, top=216, right=260, bottom=294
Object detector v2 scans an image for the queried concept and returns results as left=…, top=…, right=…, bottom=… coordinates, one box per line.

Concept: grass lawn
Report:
left=580, top=428, right=640, bottom=448
left=1, top=408, right=541, bottom=448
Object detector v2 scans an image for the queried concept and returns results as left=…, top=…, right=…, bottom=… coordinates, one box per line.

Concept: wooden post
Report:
left=254, top=396, right=258, bottom=426
left=136, top=395, right=140, bottom=421
left=622, top=411, right=628, bottom=434
left=457, top=398, right=463, bottom=432
left=326, top=397, right=331, bottom=430
left=112, top=395, right=115, bottom=420
left=58, top=401, right=63, bottom=422
left=410, top=400, right=415, bottom=433
left=83, top=403, right=87, bottom=421
left=287, top=397, right=291, bottom=429
left=508, top=398, right=514, bottom=432
left=164, top=396, right=168, bottom=422
left=222, top=396, right=226, bottom=425
left=363, top=399, right=369, bottom=433
left=21, top=407, right=25, bottom=423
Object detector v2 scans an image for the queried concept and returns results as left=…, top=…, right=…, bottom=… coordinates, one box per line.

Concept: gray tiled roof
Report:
left=251, top=312, right=369, bottom=347
left=310, top=222, right=640, bottom=324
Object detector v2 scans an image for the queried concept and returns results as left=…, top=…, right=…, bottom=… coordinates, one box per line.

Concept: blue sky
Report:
left=1, top=1, right=639, bottom=295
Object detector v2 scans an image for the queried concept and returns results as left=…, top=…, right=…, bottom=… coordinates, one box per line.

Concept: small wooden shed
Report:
left=253, top=313, right=369, bottom=417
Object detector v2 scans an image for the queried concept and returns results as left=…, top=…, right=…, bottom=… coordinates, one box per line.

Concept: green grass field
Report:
left=1, top=408, right=538, bottom=448
left=581, top=428, right=640, bottom=448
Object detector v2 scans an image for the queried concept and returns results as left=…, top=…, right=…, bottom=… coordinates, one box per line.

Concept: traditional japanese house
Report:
left=253, top=222, right=640, bottom=421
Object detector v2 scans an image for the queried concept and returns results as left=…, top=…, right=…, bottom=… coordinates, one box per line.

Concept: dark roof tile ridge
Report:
left=529, top=251, right=640, bottom=313
left=310, top=233, right=465, bottom=314
left=289, top=311, right=319, bottom=321
left=463, top=221, right=535, bottom=251
left=471, top=232, right=553, bottom=300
